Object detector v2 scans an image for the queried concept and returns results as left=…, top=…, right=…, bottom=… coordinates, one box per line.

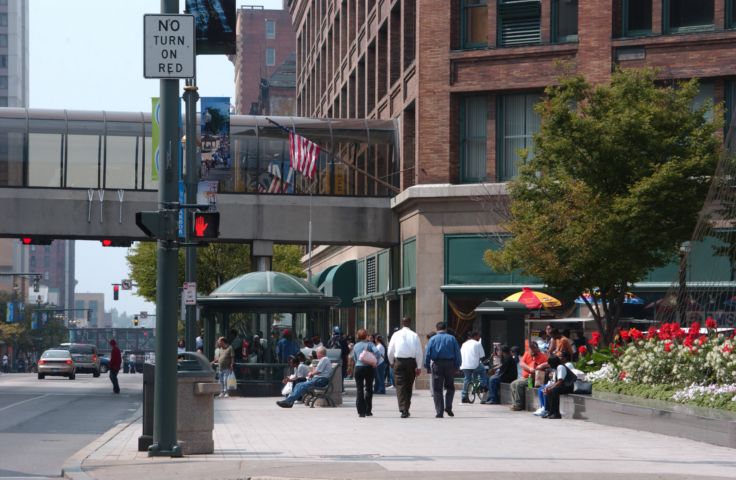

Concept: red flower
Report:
left=618, top=371, right=627, bottom=380
left=706, top=317, right=717, bottom=329
left=646, top=326, right=657, bottom=340
left=578, top=345, right=588, bottom=357
left=620, top=329, right=630, bottom=342
left=698, top=335, right=708, bottom=346
left=590, top=332, right=600, bottom=348
left=683, top=336, right=693, bottom=348
left=688, top=322, right=701, bottom=337
left=664, top=342, right=672, bottom=352
left=629, top=328, right=643, bottom=341
left=723, top=344, right=733, bottom=354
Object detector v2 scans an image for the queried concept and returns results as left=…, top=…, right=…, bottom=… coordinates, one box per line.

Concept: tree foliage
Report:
left=126, top=242, right=305, bottom=302
left=485, top=69, right=722, bottom=343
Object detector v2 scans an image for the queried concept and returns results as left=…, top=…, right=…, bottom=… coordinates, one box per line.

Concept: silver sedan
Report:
left=37, top=349, right=76, bottom=380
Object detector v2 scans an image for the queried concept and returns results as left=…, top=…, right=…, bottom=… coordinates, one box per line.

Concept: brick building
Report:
left=233, top=3, right=296, bottom=115
left=290, top=1, right=736, bottom=343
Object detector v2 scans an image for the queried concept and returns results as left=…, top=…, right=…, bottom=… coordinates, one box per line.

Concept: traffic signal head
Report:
left=20, top=236, right=53, bottom=246
left=113, top=284, right=120, bottom=301
left=133, top=315, right=139, bottom=327
left=32, top=276, right=40, bottom=293
left=190, top=211, right=220, bottom=240
left=101, top=239, right=133, bottom=247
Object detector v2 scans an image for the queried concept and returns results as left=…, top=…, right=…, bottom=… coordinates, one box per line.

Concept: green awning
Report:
left=311, top=265, right=336, bottom=286
left=320, top=260, right=357, bottom=308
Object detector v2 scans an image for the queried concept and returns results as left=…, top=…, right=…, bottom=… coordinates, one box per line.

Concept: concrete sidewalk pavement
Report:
left=63, top=388, right=736, bottom=480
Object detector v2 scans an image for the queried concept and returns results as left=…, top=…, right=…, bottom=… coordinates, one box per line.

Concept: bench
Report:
left=302, top=364, right=341, bottom=408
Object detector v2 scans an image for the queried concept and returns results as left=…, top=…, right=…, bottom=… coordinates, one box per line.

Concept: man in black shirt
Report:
left=483, top=345, right=517, bottom=405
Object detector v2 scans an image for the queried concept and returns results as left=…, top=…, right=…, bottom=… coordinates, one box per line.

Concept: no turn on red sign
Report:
left=143, top=14, right=195, bottom=79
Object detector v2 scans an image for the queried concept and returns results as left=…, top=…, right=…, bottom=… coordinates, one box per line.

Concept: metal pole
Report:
left=150, top=0, right=181, bottom=458
left=184, top=80, right=199, bottom=352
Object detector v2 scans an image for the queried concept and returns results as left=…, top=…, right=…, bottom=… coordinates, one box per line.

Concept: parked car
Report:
left=38, top=349, right=75, bottom=380
left=58, top=343, right=100, bottom=377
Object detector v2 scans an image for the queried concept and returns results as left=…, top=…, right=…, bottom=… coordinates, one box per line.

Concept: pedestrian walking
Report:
left=128, top=352, right=136, bottom=373
left=352, top=329, right=380, bottom=417
left=215, top=337, right=235, bottom=398
left=424, top=322, right=461, bottom=418
left=373, top=334, right=387, bottom=394
left=387, top=317, right=423, bottom=419
left=109, top=339, right=122, bottom=394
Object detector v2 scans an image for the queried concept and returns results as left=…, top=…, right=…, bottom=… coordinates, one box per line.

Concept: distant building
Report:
left=233, top=3, right=296, bottom=115
left=74, top=293, right=106, bottom=328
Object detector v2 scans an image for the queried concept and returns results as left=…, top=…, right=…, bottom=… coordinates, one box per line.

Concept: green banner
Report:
left=152, top=97, right=160, bottom=181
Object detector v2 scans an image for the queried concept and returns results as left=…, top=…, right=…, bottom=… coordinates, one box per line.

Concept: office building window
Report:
left=0, top=97, right=7, bottom=107
left=497, top=0, right=541, bottom=47
left=553, top=0, right=578, bottom=43
left=266, top=48, right=276, bottom=66
left=0, top=14, right=7, bottom=27
left=0, top=76, right=7, bottom=89
left=461, top=0, right=487, bottom=49
left=266, top=20, right=276, bottom=39
left=623, top=0, right=652, bottom=36
left=665, top=0, right=714, bottom=33
left=460, top=96, right=488, bottom=183
left=0, top=55, right=6, bottom=68
left=497, top=93, right=541, bottom=181
left=0, top=34, right=7, bottom=47
left=729, top=0, right=736, bottom=28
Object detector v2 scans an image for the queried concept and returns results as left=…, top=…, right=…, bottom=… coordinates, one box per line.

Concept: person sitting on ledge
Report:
left=277, top=346, right=332, bottom=408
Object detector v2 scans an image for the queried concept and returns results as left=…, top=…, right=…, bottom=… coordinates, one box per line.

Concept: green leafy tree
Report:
left=485, top=69, right=722, bottom=344
left=126, top=242, right=305, bottom=302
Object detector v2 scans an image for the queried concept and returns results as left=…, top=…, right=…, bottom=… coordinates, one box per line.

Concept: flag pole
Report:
left=307, top=180, right=313, bottom=282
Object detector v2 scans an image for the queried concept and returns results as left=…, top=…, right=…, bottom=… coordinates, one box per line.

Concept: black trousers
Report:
left=393, top=357, right=417, bottom=413
left=545, top=383, right=573, bottom=416
left=353, top=365, right=374, bottom=415
left=110, top=369, right=120, bottom=393
left=431, top=359, right=456, bottom=415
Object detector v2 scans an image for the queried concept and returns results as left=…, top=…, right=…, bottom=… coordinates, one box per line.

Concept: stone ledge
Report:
left=497, top=383, right=736, bottom=449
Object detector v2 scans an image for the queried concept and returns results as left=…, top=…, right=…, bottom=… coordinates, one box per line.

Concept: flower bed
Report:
left=579, top=319, right=736, bottom=412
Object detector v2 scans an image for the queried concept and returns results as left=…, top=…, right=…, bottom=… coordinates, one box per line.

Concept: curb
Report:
left=61, top=407, right=143, bottom=480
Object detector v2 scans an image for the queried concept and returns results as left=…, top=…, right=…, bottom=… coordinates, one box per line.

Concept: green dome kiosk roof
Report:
left=198, top=271, right=340, bottom=312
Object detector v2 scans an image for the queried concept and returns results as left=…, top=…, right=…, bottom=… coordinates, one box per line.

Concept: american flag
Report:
left=289, top=132, right=320, bottom=179
left=266, top=162, right=293, bottom=193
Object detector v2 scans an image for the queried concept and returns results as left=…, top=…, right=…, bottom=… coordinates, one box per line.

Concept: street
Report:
left=0, top=373, right=141, bottom=480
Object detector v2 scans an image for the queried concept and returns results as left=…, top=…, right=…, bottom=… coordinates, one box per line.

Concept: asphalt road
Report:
left=0, top=372, right=142, bottom=480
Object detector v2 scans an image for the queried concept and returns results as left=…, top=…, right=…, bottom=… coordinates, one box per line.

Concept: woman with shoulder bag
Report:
left=351, top=328, right=380, bottom=417
left=541, top=355, right=576, bottom=419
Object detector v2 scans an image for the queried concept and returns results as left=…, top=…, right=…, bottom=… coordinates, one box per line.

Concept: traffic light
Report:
left=20, top=236, right=53, bottom=246
left=113, top=284, right=119, bottom=301
left=101, top=239, right=133, bottom=247
left=32, top=276, right=39, bottom=293
left=190, top=211, right=220, bottom=240
left=133, top=315, right=139, bottom=327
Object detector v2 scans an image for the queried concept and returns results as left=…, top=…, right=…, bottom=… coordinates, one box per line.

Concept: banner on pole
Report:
left=152, top=97, right=161, bottom=181
left=200, top=97, right=231, bottom=188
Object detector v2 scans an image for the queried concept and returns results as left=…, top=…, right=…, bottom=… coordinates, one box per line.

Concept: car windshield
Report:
left=43, top=350, right=71, bottom=359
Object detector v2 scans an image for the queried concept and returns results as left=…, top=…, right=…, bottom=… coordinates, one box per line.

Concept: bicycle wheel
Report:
left=468, top=385, right=477, bottom=404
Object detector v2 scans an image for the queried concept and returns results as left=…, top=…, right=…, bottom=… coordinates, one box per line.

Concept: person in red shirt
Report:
left=109, top=339, right=122, bottom=394
left=509, top=340, right=547, bottom=411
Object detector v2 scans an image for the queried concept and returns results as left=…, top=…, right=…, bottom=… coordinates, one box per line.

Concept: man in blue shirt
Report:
left=424, top=322, right=462, bottom=418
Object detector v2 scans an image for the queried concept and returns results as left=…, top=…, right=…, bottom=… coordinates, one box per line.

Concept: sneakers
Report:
left=510, top=405, right=524, bottom=411
left=400, top=411, right=410, bottom=418
left=223, top=393, right=229, bottom=398
left=218, top=393, right=225, bottom=398
left=276, top=400, right=294, bottom=408
left=533, top=407, right=546, bottom=416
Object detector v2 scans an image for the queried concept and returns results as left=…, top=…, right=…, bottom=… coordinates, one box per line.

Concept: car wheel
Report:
left=93, top=369, right=100, bottom=378
left=69, top=373, right=76, bottom=380
left=38, top=373, right=44, bottom=380
left=100, top=365, right=108, bottom=374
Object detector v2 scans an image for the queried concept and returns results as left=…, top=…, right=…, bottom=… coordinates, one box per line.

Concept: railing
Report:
left=0, top=108, right=400, bottom=197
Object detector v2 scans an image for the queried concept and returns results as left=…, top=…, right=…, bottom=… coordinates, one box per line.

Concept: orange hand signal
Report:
left=195, top=215, right=208, bottom=236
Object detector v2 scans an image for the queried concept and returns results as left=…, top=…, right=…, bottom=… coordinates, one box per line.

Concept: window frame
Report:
left=622, top=0, right=653, bottom=37
left=265, top=47, right=276, bottom=66
left=459, top=95, right=488, bottom=184
left=663, top=0, right=715, bottom=34
left=551, top=0, right=578, bottom=44
left=460, top=0, right=488, bottom=50
left=265, top=20, right=276, bottom=39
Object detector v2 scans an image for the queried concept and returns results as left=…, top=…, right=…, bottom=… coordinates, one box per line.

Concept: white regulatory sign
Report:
left=183, top=282, right=197, bottom=306
left=143, top=14, right=195, bottom=79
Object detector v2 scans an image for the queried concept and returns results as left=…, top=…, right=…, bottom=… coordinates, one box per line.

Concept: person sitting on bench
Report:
left=277, top=346, right=332, bottom=408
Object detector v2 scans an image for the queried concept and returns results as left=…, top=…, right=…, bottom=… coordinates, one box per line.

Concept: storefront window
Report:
left=377, top=300, right=387, bottom=336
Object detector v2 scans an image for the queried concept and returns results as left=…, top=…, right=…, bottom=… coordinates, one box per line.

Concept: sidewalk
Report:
left=63, top=386, right=736, bottom=480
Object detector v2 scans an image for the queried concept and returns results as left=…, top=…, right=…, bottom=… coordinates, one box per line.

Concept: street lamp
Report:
left=678, top=241, right=692, bottom=324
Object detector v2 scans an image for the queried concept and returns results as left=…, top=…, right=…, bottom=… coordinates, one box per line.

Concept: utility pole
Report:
left=183, top=79, right=199, bottom=353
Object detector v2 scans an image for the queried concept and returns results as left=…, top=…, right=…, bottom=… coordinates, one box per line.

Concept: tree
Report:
left=126, top=242, right=305, bottom=302
left=485, top=69, right=722, bottom=344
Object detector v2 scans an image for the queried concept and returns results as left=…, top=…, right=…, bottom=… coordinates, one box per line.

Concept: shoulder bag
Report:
left=358, top=346, right=378, bottom=367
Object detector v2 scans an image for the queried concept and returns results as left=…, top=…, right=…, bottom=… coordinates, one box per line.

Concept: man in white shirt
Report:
left=387, top=316, right=423, bottom=418
left=460, top=331, right=486, bottom=403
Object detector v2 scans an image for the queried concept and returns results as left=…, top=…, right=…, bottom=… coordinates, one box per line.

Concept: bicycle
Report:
left=466, top=358, right=493, bottom=404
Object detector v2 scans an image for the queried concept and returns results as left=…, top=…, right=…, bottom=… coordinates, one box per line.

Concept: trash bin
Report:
left=137, top=352, right=220, bottom=454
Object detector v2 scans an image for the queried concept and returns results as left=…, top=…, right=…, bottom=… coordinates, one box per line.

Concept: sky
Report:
left=28, top=0, right=283, bottom=316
